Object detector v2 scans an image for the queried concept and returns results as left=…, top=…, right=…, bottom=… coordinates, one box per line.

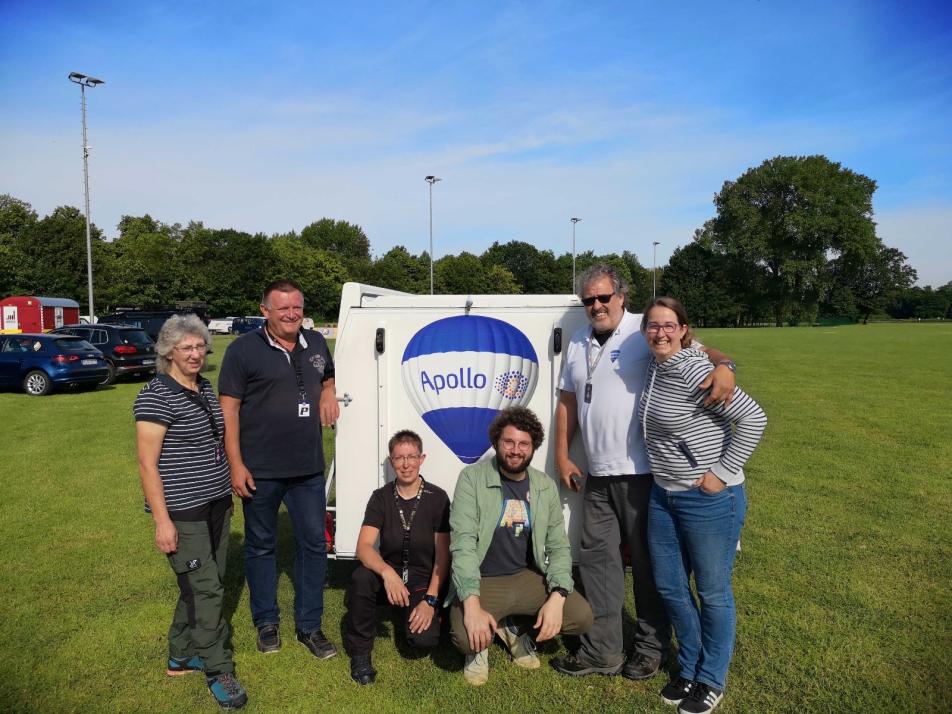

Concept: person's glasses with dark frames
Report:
left=581, top=292, right=615, bottom=307
left=645, top=322, right=681, bottom=334
left=391, top=454, right=422, bottom=465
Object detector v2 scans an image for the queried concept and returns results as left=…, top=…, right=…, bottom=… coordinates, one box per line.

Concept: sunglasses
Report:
left=581, top=292, right=615, bottom=307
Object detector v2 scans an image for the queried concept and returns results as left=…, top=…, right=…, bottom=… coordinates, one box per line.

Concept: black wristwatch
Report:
left=423, top=594, right=440, bottom=608
left=551, top=587, right=569, bottom=599
left=716, top=359, right=737, bottom=373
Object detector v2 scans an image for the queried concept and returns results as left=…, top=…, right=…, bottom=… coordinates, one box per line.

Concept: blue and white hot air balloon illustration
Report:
left=401, top=315, right=539, bottom=464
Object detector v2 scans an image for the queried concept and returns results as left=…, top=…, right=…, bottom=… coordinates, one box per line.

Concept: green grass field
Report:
left=1, top=324, right=949, bottom=713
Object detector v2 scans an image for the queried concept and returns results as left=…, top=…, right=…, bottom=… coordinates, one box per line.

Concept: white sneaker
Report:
left=496, top=618, right=540, bottom=669
left=463, top=649, right=489, bottom=686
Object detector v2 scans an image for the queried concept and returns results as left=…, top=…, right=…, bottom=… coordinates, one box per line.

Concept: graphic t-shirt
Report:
left=480, top=473, right=534, bottom=577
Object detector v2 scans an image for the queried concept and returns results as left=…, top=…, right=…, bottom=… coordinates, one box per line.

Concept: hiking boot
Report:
left=660, top=676, right=695, bottom=706
left=296, top=629, right=338, bottom=660
left=350, top=653, right=376, bottom=685
left=496, top=618, right=540, bottom=669
left=463, top=649, right=489, bottom=686
left=622, top=651, right=663, bottom=680
left=678, top=682, right=724, bottom=714
left=166, top=655, right=204, bottom=676
left=256, top=624, right=281, bottom=653
left=550, top=653, right=622, bottom=677
left=206, top=673, right=248, bottom=710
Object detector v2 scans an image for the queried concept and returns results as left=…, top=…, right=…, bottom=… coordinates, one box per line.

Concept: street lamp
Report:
left=652, top=241, right=660, bottom=298
left=425, top=175, right=441, bottom=295
left=68, top=71, right=105, bottom=322
left=570, top=217, right=581, bottom=292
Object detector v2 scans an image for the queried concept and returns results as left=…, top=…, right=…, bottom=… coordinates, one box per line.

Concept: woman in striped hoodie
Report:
left=638, top=297, right=767, bottom=714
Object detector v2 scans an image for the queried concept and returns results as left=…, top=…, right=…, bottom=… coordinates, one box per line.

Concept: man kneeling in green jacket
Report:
left=448, top=406, right=593, bottom=686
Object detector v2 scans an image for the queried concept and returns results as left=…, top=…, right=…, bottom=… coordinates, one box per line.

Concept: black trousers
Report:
left=343, top=564, right=442, bottom=655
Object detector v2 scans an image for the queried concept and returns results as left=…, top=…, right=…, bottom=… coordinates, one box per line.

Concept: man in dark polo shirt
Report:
left=219, top=279, right=340, bottom=661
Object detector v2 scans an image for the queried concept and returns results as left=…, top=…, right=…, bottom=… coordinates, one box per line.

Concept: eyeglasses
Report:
left=173, top=344, right=208, bottom=354
left=581, top=293, right=615, bottom=307
left=500, top=438, right=533, bottom=451
left=391, top=454, right=422, bottom=465
left=645, top=322, right=681, bottom=334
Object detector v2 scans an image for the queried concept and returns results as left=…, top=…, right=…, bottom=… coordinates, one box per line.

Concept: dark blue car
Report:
left=230, top=317, right=266, bottom=334
left=0, top=333, right=110, bottom=396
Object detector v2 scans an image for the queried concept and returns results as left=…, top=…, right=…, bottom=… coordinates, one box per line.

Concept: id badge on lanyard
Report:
left=298, top=400, right=311, bottom=418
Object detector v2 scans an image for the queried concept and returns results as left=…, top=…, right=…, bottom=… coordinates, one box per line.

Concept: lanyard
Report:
left=266, top=326, right=309, bottom=402
left=393, top=476, right=425, bottom=583
left=180, top=383, right=222, bottom=444
left=585, top=329, right=615, bottom=382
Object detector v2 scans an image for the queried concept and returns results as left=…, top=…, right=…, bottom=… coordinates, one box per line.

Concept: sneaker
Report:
left=463, top=649, right=489, bottom=686
left=206, top=673, right=248, bottom=710
left=496, top=618, right=540, bottom=669
left=296, top=629, right=338, bottom=660
left=678, top=682, right=724, bottom=714
left=256, top=624, right=281, bottom=653
left=550, top=653, right=622, bottom=677
left=166, top=655, right=204, bottom=676
left=660, top=676, right=695, bottom=706
left=622, top=651, right=662, bottom=680
left=350, top=653, right=376, bottom=685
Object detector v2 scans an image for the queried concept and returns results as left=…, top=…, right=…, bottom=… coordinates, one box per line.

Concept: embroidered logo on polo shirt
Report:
left=610, top=349, right=621, bottom=363
left=187, top=559, right=201, bottom=571
left=309, top=354, right=326, bottom=372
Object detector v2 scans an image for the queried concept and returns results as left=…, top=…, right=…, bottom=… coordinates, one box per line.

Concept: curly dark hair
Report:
left=488, top=407, right=545, bottom=450
left=388, top=429, right=423, bottom=455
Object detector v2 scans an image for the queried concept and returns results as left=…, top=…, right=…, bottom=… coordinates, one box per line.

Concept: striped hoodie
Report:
left=639, top=347, right=767, bottom=491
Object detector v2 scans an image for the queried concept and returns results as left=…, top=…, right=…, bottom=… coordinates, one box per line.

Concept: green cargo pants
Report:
left=166, top=503, right=234, bottom=676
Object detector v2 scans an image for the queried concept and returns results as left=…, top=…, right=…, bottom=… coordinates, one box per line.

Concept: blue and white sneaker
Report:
left=206, top=673, right=248, bottom=710
left=166, top=655, right=204, bottom=676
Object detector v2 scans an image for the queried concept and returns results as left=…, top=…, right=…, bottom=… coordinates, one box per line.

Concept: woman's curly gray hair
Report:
left=155, top=314, right=210, bottom=374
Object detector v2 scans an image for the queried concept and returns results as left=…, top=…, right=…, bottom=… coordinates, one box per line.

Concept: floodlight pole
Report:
left=570, top=217, right=581, bottom=292
left=425, top=175, right=441, bottom=294
left=68, top=71, right=105, bottom=322
left=652, top=241, right=660, bottom=298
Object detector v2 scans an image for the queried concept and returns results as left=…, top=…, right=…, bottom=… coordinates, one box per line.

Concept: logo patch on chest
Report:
left=309, top=354, right=326, bottom=372
left=610, top=349, right=621, bottom=363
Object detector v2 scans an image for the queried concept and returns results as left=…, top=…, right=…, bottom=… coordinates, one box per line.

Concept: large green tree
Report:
left=826, top=242, right=917, bottom=323
left=369, top=246, right=428, bottom=293
left=660, top=242, right=740, bottom=326
left=0, top=194, right=37, bottom=296
left=709, top=155, right=879, bottom=326
left=272, top=234, right=349, bottom=320
left=435, top=252, right=519, bottom=294
left=480, top=241, right=561, bottom=294
left=300, top=218, right=372, bottom=282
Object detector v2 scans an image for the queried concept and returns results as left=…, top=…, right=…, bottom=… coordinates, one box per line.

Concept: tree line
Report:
left=2, top=155, right=948, bottom=325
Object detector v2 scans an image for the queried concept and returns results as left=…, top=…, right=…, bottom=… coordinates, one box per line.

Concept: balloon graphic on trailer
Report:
left=401, top=315, right=539, bottom=463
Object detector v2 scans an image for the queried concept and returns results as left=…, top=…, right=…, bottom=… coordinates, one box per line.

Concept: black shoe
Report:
left=678, top=682, right=724, bottom=714
left=296, top=629, right=338, bottom=660
left=550, top=654, right=622, bottom=677
left=256, top=624, right=281, bottom=654
left=350, top=653, right=376, bottom=685
left=660, top=676, right=695, bottom=706
left=622, top=651, right=663, bottom=680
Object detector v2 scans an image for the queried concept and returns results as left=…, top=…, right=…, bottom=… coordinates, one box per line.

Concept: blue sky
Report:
left=2, top=1, right=950, bottom=286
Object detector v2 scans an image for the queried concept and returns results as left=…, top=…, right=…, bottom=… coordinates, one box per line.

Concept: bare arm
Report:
left=136, top=421, right=177, bottom=554
left=319, top=377, right=340, bottom=428
left=220, top=395, right=255, bottom=498
left=699, top=346, right=736, bottom=406
left=356, top=524, right=409, bottom=606
left=555, top=389, right=584, bottom=491
left=408, top=531, right=450, bottom=634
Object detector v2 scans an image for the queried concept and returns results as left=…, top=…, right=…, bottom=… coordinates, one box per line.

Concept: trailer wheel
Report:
left=23, top=370, right=52, bottom=396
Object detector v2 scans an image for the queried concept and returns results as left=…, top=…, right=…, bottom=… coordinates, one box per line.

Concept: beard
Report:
left=496, top=449, right=534, bottom=476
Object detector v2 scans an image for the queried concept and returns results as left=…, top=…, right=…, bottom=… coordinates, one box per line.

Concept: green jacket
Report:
left=448, top=456, right=574, bottom=603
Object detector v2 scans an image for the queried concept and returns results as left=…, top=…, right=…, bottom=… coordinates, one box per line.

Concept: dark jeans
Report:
left=577, top=474, right=671, bottom=667
left=167, top=505, right=233, bottom=675
left=450, top=569, right=593, bottom=655
left=343, top=565, right=442, bottom=655
left=242, top=473, right=327, bottom=633
left=648, top=482, right=746, bottom=690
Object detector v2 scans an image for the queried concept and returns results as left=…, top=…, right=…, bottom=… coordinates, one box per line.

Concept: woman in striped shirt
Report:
left=638, top=297, right=767, bottom=714
left=134, top=315, right=247, bottom=710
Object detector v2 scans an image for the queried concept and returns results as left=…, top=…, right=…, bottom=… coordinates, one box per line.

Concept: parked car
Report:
left=208, top=317, right=237, bottom=335
left=52, top=324, right=157, bottom=385
left=0, top=333, right=109, bottom=396
left=230, top=316, right=266, bottom=334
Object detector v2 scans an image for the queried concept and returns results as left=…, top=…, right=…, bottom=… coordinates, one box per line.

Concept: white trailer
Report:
left=328, top=282, right=610, bottom=561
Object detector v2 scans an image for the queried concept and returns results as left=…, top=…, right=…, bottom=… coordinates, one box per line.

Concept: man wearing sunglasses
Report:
left=552, top=264, right=736, bottom=681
